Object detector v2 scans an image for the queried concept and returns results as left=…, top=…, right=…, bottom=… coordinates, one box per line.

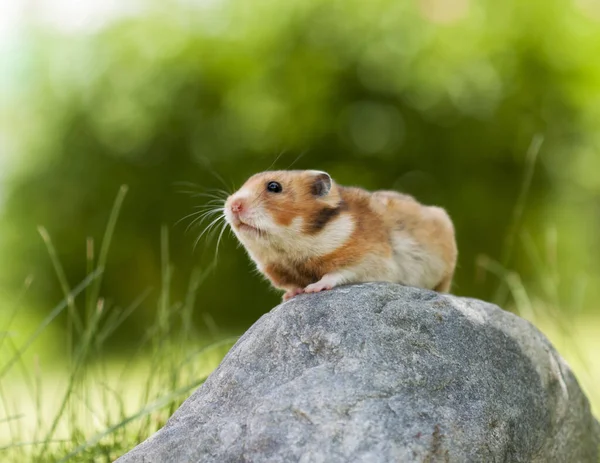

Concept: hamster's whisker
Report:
left=186, top=208, right=225, bottom=233
left=265, top=149, right=288, bottom=171
left=193, top=201, right=225, bottom=210
left=249, top=189, right=269, bottom=208
left=190, top=192, right=228, bottom=201
left=174, top=189, right=199, bottom=197
left=197, top=214, right=226, bottom=240
left=209, top=170, right=234, bottom=193
left=193, top=215, right=226, bottom=252
left=174, top=184, right=226, bottom=198
left=173, top=180, right=198, bottom=188
left=196, top=155, right=232, bottom=191
left=173, top=180, right=231, bottom=200
left=196, top=204, right=225, bottom=214
left=191, top=206, right=225, bottom=216
left=190, top=207, right=221, bottom=215
left=286, top=149, right=307, bottom=170
left=181, top=206, right=223, bottom=224
left=189, top=209, right=222, bottom=220
left=207, top=218, right=225, bottom=240
left=172, top=181, right=204, bottom=195
left=206, top=188, right=231, bottom=197
left=214, top=219, right=229, bottom=261
left=175, top=207, right=221, bottom=227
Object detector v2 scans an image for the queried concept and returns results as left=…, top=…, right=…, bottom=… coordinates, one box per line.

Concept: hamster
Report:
left=223, top=170, right=457, bottom=301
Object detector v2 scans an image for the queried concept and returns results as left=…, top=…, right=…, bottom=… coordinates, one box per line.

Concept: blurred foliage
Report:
left=1, top=0, right=600, bottom=352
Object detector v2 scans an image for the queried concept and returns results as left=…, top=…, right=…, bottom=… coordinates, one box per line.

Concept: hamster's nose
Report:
left=230, top=199, right=245, bottom=214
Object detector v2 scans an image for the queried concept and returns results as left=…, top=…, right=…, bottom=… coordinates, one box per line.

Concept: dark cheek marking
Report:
left=308, top=201, right=348, bottom=234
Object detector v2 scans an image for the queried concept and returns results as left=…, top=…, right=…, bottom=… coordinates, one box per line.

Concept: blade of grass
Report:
left=202, top=313, right=219, bottom=339
left=35, top=187, right=127, bottom=453
left=158, top=225, right=172, bottom=337
left=38, top=225, right=84, bottom=439
left=67, top=184, right=126, bottom=447
left=85, top=237, right=95, bottom=323
left=0, top=379, right=19, bottom=443
left=0, top=275, right=34, bottom=354
left=160, top=225, right=177, bottom=416
left=38, top=226, right=83, bottom=337
left=476, top=254, right=537, bottom=319
left=39, top=296, right=108, bottom=457
left=115, top=308, right=185, bottom=390
left=0, top=439, right=69, bottom=451
left=493, top=135, right=543, bottom=305
left=0, top=414, right=24, bottom=424
left=95, top=381, right=128, bottom=429
left=544, top=226, right=561, bottom=307
left=501, top=134, right=544, bottom=269
left=82, top=236, right=95, bottom=441
left=87, top=185, right=128, bottom=317
left=4, top=337, right=36, bottom=403
left=33, top=355, right=43, bottom=444
left=58, top=376, right=209, bottom=463
left=68, top=389, right=110, bottom=431
left=0, top=278, right=34, bottom=443
left=0, top=269, right=103, bottom=379
left=94, top=288, right=153, bottom=347
left=182, top=264, right=215, bottom=340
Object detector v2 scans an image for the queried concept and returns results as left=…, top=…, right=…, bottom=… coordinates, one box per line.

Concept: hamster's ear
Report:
left=311, top=171, right=332, bottom=196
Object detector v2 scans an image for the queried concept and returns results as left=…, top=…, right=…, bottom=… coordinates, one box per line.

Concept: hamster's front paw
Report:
left=282, top=288, right=304, bottom=301
left=304, top=273, right=344, bottom=294
left=304, top=281, right=333, bottom=293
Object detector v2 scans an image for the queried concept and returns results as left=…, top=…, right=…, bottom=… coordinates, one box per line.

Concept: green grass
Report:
left=477, top=232, right=600, bottom=418
left=1, top=180, right=598, bottom=462
left=0, top=186, right=237, bottom=462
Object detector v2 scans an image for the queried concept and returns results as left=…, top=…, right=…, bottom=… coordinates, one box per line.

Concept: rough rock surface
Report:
left=117, top=283, right=599, bottom=462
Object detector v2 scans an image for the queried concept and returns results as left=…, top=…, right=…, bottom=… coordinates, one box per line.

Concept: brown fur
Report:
left=224, top=170, right=457, bottom=298
left=262, top=185, right=394, bottom=289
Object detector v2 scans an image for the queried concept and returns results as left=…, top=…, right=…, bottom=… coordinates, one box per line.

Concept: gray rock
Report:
left=117, top=283, right=599, bottom=462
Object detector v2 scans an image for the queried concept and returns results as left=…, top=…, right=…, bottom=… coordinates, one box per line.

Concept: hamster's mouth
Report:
left=236, top=220, right=264, bottom=236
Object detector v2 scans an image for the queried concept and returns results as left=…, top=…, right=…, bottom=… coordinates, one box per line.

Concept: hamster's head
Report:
left=224, top=170, right=342, bottom=247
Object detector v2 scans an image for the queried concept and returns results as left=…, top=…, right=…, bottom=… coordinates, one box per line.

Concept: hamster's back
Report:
left=370, top=188, right=457, bottom=291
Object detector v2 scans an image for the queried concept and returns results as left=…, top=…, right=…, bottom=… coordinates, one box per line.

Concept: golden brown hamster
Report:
left=223, top=170, right=457, bottom=301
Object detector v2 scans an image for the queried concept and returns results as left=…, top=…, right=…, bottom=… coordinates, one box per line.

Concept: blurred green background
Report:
left=1, top=0, right=599, bottom=403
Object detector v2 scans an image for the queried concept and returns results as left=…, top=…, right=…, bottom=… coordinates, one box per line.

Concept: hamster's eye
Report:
left=266, top=181, right=282, bottom=193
